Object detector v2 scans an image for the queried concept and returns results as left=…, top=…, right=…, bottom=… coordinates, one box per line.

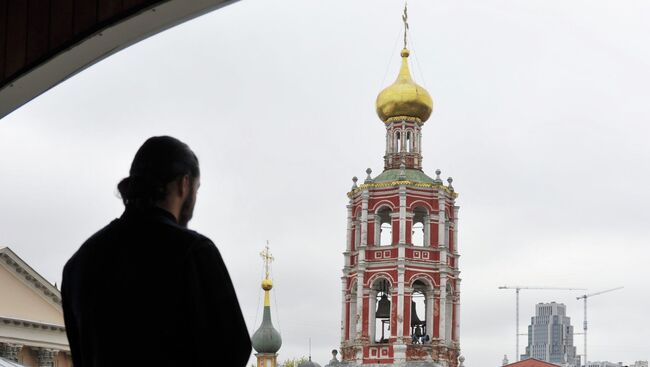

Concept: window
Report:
left=412, top=222, right=424, bottom=247
left=377, top=207, right=392, bottom=246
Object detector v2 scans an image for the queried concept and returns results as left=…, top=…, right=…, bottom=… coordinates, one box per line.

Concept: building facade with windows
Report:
left=521, top=302, right=578, bottom=367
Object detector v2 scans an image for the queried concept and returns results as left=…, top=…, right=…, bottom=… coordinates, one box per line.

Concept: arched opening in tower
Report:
left=377, top=207, right=392, bottom=246
left=371, top=278, right=392, bottom=344
left=411, top=279, right=432, bottom=344
left=411, top=206, right=428, bottom=247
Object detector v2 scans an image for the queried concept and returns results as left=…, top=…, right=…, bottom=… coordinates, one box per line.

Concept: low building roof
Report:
left=0, top=357, right=27, bottom=367
left=504, top=358, right=561, bottom=367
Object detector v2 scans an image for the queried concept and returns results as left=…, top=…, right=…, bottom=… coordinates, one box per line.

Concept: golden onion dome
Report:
left=376, top=48, right=433, bottom=124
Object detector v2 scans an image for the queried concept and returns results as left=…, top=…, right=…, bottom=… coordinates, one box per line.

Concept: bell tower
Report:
left=339, top=5, right=461, bottom=367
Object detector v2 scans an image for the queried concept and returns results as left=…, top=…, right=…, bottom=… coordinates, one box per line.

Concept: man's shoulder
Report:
left=64, top=219, right=119, bottom=267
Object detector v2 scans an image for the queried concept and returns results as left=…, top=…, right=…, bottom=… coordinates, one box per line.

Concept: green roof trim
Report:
left=372, top=169, right=436, bottom=184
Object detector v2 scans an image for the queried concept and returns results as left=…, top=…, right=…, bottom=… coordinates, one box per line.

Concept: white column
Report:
left=346, top=204, right=353, bottom=253
left=349, top=292, right=357, bottom=341
left=386, top=126, right=393, bottom=154
left=454, top=279, right=461, bottom=342
left=423, top=215, right=430, bottom=247
left=374, top=215, right=381, bottom=246
left=438, top=197, right=447, bottom=268
left=438, top=198, right=446, bottom=249
left=425, top=290, right=434, bottom=339
left=341, top=276, right=348, bottom=343
left=399, top=186, right=407, bottom=244
left=356, top=273, right=364, bottom=338
left=396, top=268, right=405, bottom=338
left=453, top=206, right=460, bottom=255
left=361, top=192, right=369, bottom=246
left=439, top=275, right=447, bottom=342
left=369, top=289, right=377, bottom=343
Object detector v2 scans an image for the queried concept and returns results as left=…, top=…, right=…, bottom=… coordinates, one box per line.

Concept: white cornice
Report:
left=0, top=248, right=62, bottom=309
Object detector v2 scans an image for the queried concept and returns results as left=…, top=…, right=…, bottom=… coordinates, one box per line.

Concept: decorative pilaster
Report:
left=439, top=276, right=447, bottom=342
left=425, top=290, right=434, bottom=338
left=368, top=289, right=377, bottom=342
left=346, top=204, right=353, bottom=255
left=453, top=206, right=460, bottom=255
left=355, top=272, right=364, bottom=338
left=423, top=214, right=431, bottom=247
left=36, top=348, right=56, bottom=367
left=438, top=197, right=448, bottom=267
left=360, top=191, right=369, bottom=247
left=396, top=268, right=405, bottom=338
left=399, top=185, right=407, bottom=244
left=373, top=215, right=381, bottom=246
left=341, top=276, right=348, bottom=343
left=454, top=279, right=461, bottom=342
left=0, top=343, right=23, bottom=362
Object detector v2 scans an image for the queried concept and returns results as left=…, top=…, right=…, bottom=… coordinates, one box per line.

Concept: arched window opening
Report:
left=412, top=222, right=424, bottom=247
left=406, top=131, right=412, bottom=153
left=371, top=278, right=391, bottom=344
left=378, top=207, right=392, bottom=246
left=411, top=207, right=428, bottom=247
left=410, top=280, right=431, bottom=344
left=380, top=223, right=392, bottom=246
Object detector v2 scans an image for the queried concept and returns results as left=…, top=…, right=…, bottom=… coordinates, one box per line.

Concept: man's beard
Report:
left=178, top=189, right=196, bottom=228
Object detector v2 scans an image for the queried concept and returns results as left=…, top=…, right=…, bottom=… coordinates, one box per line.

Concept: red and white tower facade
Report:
left=339, top=10, right=461, bottom=367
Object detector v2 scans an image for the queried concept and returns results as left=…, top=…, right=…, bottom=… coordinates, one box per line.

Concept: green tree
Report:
left=281, top=356, right=308, bottom=367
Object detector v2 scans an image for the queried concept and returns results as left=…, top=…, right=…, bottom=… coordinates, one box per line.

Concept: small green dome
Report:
left=251, top=306, right=282, bottom=353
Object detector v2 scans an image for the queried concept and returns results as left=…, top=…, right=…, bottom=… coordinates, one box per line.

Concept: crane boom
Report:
left=499, top=285, right=586, bottom=362
left=577, top=286, right=624, bottom=299
left=576, top=286, right=623, bottom=367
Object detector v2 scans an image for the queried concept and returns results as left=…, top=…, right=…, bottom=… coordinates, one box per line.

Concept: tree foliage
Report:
left=280, top=356, right=308, bottom=367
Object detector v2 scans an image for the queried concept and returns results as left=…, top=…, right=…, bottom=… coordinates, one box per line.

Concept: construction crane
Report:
left=499, top=285, right=587, bottom=362
left=576, top=286, right=623, bottom=367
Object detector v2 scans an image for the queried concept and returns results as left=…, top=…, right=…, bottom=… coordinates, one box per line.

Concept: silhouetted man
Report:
left=62, top=136, right=251, bottom=367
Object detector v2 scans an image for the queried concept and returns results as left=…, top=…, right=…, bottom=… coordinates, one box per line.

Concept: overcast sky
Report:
left=1, top=0, right=649, bottom=365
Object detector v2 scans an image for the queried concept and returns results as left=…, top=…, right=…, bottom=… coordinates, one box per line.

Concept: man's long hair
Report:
left=117, top=136, right=200, bottom=210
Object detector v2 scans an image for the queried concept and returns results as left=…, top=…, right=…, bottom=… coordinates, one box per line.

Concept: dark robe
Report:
left=62, top=207, right=251, bottom=367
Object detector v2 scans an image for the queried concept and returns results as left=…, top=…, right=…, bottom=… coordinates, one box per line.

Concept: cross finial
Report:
left=260, top=240, right=274, bottom=279
left=402, top=1, right=409, bottom=49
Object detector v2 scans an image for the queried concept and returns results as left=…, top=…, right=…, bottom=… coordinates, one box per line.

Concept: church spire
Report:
left=402, top=1, right=410, bottom=50
left=375, top=3, right=434, bottom=171
left=252, top=242, right=282, bottom=367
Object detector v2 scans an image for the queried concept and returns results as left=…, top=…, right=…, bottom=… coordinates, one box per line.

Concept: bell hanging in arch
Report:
left=375, top=294, right=391, bottom=319
left=410, top=300, right=424, bottom=326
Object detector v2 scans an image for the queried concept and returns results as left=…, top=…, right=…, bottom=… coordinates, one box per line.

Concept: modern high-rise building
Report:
left=521, top=302, right=579, bottom=367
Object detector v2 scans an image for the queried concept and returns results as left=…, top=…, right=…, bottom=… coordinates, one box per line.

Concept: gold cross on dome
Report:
left=402, top=1, right=409, bottom=49
left=260, top=241, right=274, bottom=279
